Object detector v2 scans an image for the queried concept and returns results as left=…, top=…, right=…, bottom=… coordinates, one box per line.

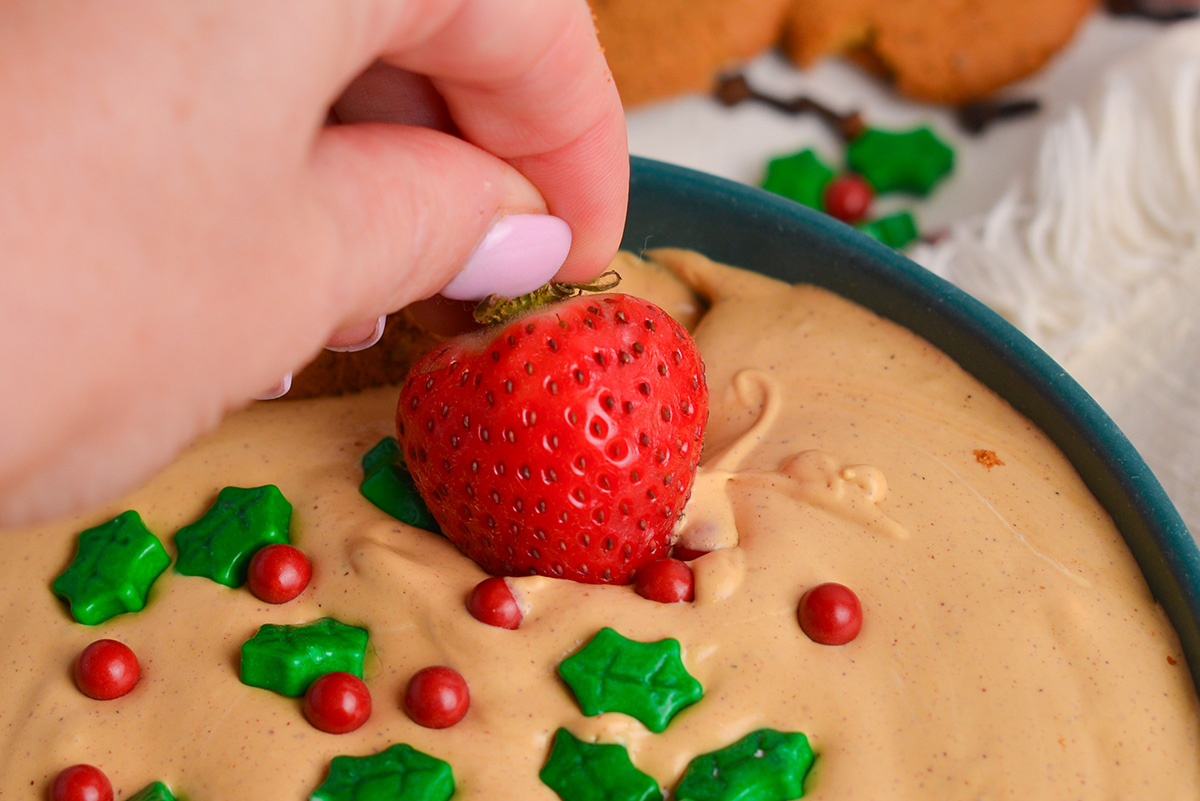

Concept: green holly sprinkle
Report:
left=311, top=743, right=454, bottom=801
left=539, top=728, right=660, bottom=801
left=51, top=510, right=171, bottom=626
left=674, top=729, right=815, bottom=801
left=174, top=485, right=292, bottom=587
left=125, top=782, right=177, bottom=801
left=360, top=437, right=440, bottom=533
left=761, top=149, right=836, bottom=210
left=846, top=126, right=954, bottom=196
left=240, top=617, right=368, bottom=697
left=858, top=211, right=920, bottom=249
left=559, top=627, right=702, bottom=733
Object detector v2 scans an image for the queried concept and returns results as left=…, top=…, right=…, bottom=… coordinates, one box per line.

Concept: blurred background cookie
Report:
left=589, top=0, right=792, bottom=106
left=781, top=0, right=1097, bottom=104
left=590, top=0, right=1097, bottom=106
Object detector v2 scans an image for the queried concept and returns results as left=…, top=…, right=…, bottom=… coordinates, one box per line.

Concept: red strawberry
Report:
left=397, top=292, right=707, bottom=584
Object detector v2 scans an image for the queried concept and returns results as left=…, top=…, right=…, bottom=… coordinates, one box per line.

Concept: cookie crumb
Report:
left=974, top=449, right=1005, bottom=469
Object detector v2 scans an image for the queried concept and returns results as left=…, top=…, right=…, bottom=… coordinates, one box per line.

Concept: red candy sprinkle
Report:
left=798, top=582, right=863, bottom=645
left=467, top=577, right=522, bottom=629
left=74, top=639, right=140, bottom=700
left=635, top=558, right=695, bottom=604
left=670, top=545, right=709, bottom=562
left=404, top=666, right=470, bottom=729
left=248, top=543, right=312, bottom=604
left=303, top=672, right=372, bottom=734
left=50, top=764, right=113, bottom=801
left=823, top=174, right=875, bottom=224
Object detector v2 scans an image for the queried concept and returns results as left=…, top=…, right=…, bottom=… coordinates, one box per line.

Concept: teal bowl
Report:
left=621, top=156, right=1200, bottom=690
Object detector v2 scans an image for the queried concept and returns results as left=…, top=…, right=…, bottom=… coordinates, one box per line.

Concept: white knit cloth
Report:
left=914, top=23, right=1200, bottom=538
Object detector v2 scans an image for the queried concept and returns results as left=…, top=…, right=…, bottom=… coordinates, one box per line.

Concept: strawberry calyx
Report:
left=473, top=271, right=622, bottom=326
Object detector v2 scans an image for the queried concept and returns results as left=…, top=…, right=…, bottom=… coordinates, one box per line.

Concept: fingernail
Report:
left=254, top=372, right=292, bottom=401
left=326, top=315, right=386, bottom=353
left=440, top=214, right=572, bottom=301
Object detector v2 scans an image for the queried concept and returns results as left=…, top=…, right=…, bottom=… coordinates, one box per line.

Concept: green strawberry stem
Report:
left=473, top=271, right=622, bottom=326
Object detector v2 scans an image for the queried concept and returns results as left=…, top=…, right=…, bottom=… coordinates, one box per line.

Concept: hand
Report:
left=0, top=0, right=628, bottom=525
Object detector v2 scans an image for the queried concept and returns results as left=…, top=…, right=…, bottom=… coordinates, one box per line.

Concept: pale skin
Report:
left=0, top=0, right=628, bottom=526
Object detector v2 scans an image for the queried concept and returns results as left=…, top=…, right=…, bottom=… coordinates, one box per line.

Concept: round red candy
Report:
left=50, top=764, right=113, bottom=801
left=823, top=174, right=875, bottom=224
left=670, top=545, right=709, bottom=562
left=798, top=582, right=863, bottom=645
left=467, top=576, right=522, bottom=629
left=404, top=666, right=470, bottom=729
left=248, top=543, right=312, bottom=604
left=303, top=672, right=372, bottom=734
left=74, top=639, right=140, bottom=700
left=635, top=558, right=695, bottom=603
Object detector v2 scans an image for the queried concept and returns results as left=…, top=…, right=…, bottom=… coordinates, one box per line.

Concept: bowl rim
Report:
left=623, top=155, right=1200, bottom=687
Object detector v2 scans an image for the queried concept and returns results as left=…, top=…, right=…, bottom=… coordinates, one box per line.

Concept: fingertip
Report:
left=254, top=373, right=293, bottom=401
left=440, top=214, right=571, bottom=301
left=325, top=314, right=386, bottom=352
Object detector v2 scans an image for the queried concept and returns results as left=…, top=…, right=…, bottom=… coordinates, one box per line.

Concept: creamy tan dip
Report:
left=3, top=250, right=1197, bottom=799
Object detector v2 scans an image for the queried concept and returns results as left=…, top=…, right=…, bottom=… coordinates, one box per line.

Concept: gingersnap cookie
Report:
left=288, top=313, right=441, bottom=399
left=589, top=0, right=791, bottom=107
left=781, top=0, right=1096, bottom=104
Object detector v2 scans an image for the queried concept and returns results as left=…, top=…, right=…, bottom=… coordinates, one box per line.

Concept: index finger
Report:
left=374, top=0, right=629, bottom=283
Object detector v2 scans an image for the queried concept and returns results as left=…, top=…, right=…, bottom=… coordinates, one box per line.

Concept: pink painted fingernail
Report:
left=326, top=315, right=386, bottom=353
left=440, top=214, right=572, bottom=301
left=254, top=372, right=292, bottom=401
